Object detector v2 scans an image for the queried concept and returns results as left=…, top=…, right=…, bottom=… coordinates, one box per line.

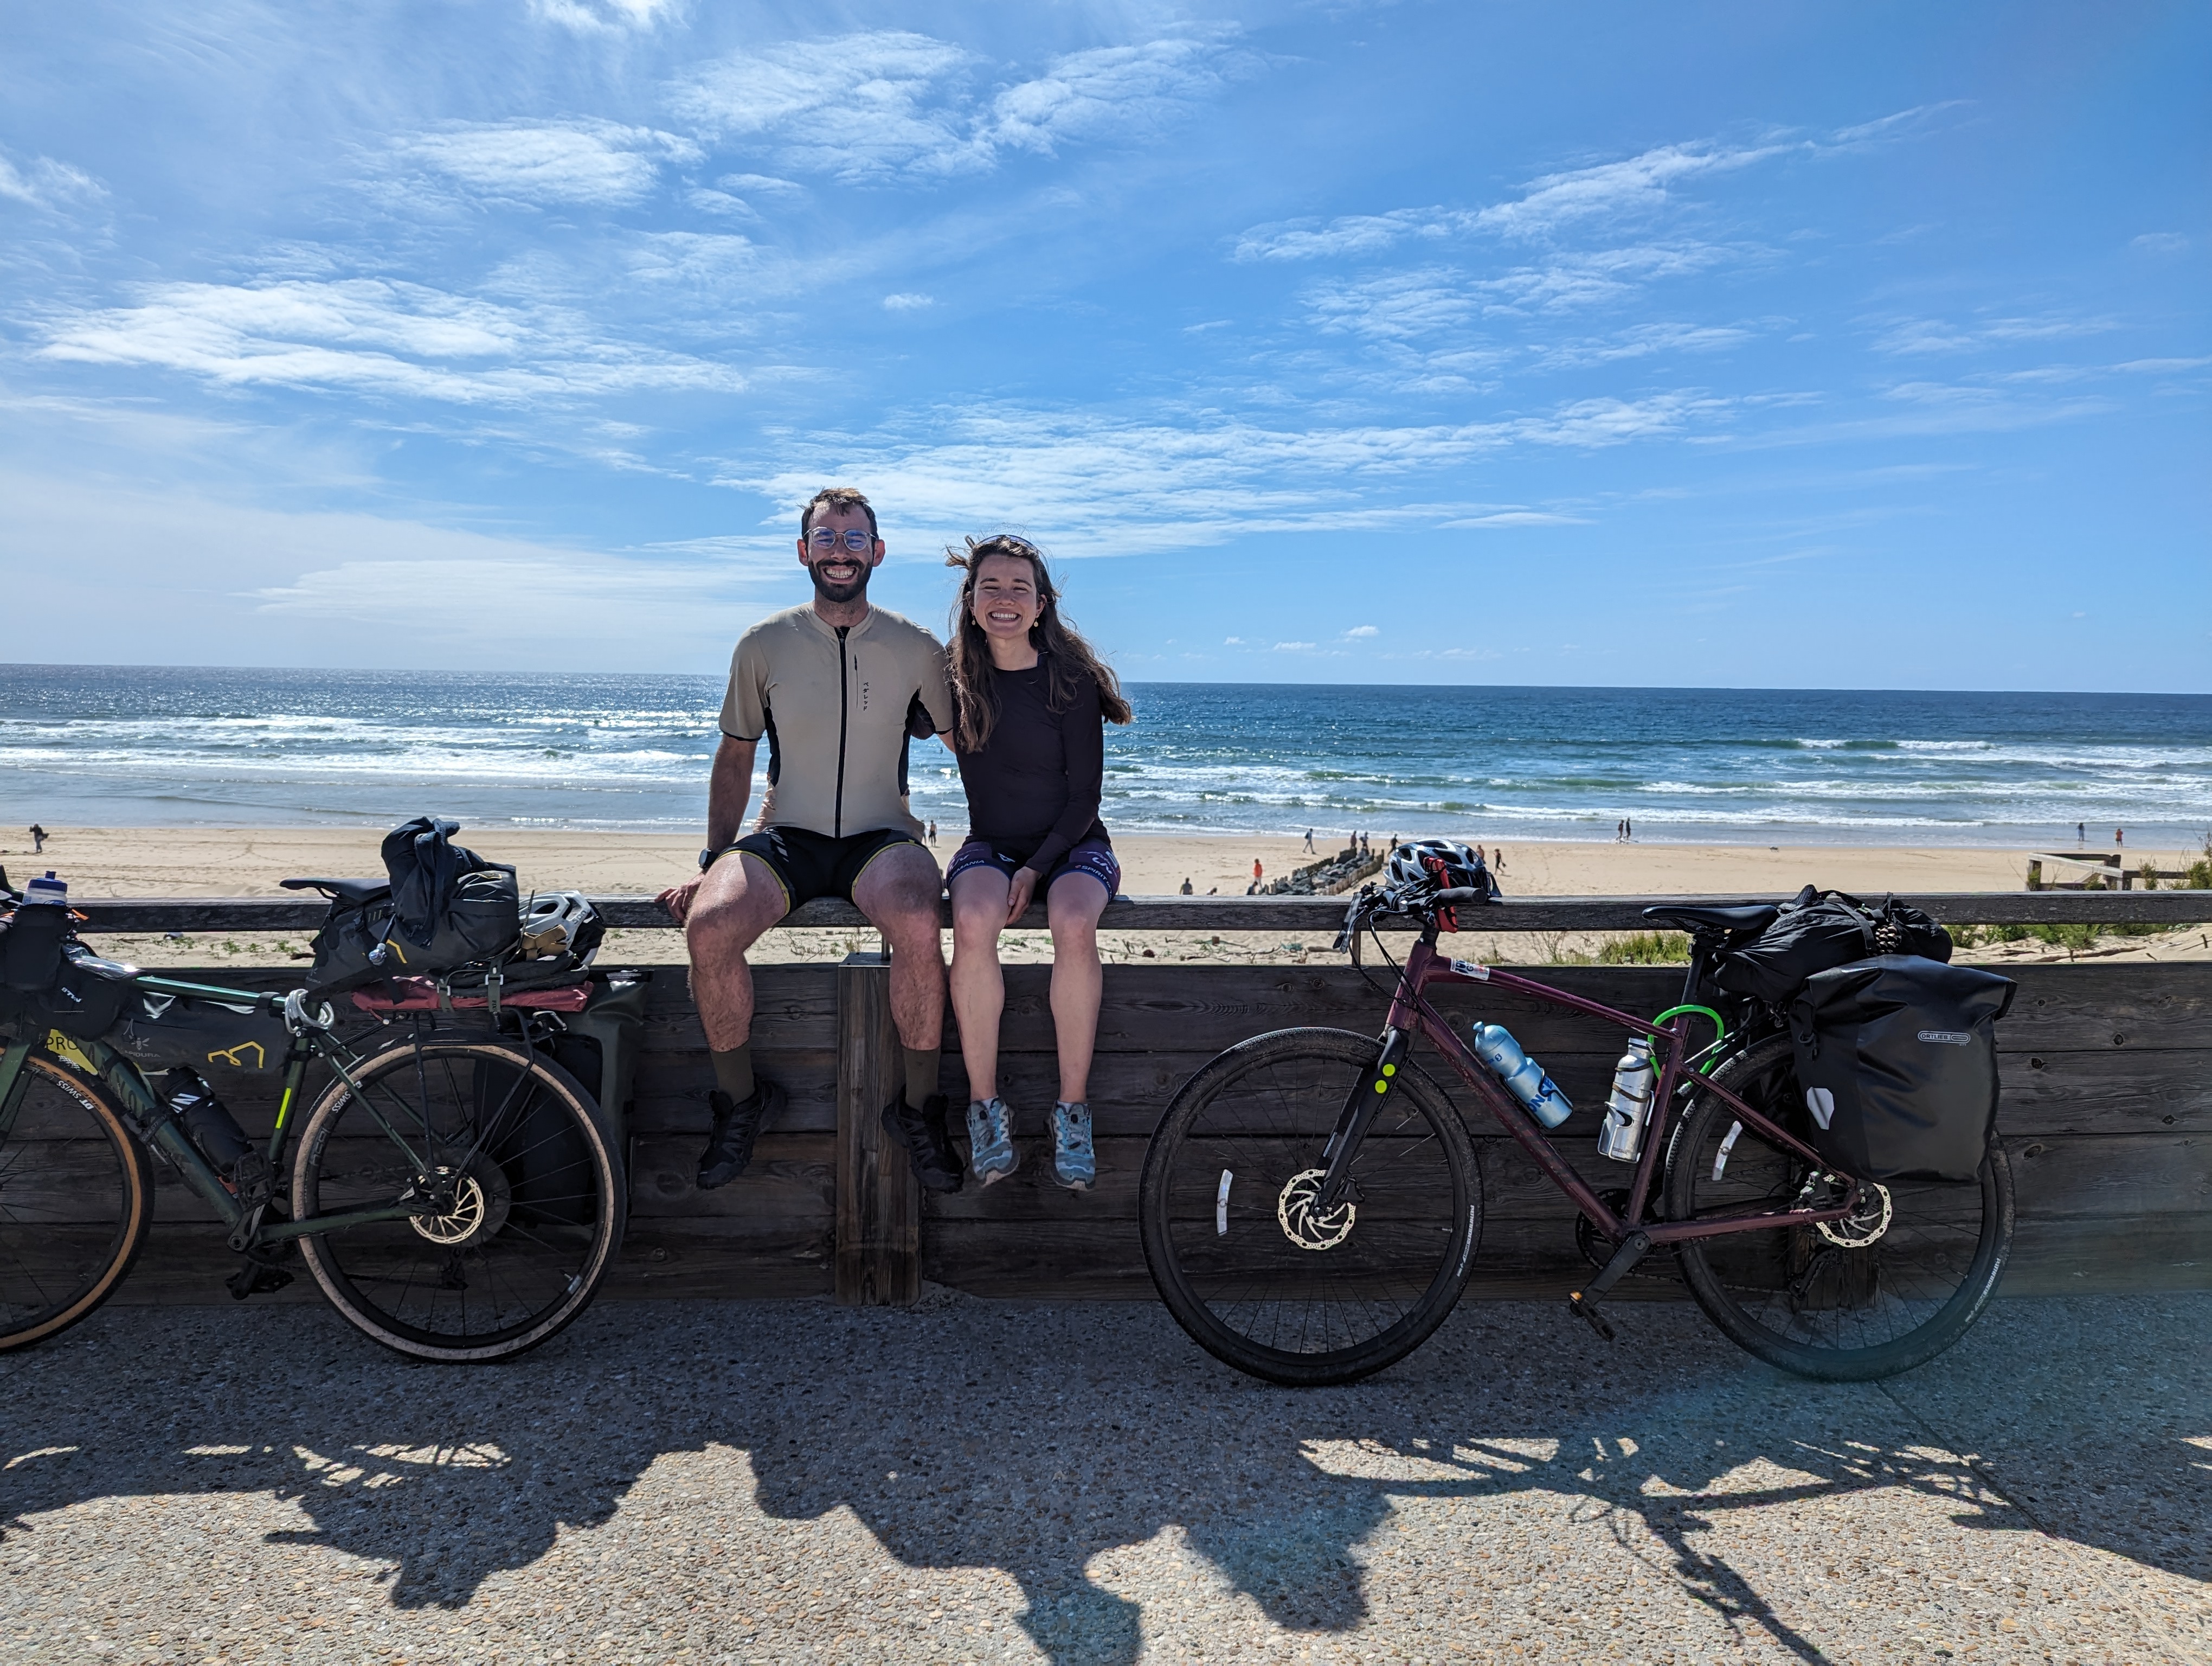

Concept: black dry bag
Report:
left=1787, top=955, right=2014, bottom=1182
left=1718, top=886, right=1952, bottom=1007
left=379, top=817, right=520, bottom=973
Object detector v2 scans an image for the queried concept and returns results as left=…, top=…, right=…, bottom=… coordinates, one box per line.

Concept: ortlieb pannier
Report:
left=1718, top=885, right=1951, bottom=1007
left=1787, top=955, right=2015, bottom=1182
left=109, top=988, right=291, bottom=1074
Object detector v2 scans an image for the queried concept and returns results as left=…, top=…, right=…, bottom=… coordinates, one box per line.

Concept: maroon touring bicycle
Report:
left=1137, top=874, right=2014, bottom=1386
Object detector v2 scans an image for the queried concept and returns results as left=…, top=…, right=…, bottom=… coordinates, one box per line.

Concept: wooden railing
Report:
left=66, top=890, right=2212, bottom=1310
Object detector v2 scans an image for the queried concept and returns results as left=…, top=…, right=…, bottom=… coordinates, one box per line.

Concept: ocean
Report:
left=1, top=665, right=2207, bottom=847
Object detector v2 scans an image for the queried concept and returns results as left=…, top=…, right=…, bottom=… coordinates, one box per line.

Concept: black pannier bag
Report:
left=1787, top=955, right=2016, bottom=1182
left=110, top=988, right=290, bottom=1074
left=1717, top=885, right=1952, bottom=1007
left=379, top=816, right=520, bottom=973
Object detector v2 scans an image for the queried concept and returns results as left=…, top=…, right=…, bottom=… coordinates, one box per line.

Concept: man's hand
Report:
left=659, top=875, right=704, bottom=926
left=1005, top=866, right=1040, bottom=926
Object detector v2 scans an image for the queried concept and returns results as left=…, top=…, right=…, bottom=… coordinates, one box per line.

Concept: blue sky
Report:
left=3, top=1, right=2205, bottom=689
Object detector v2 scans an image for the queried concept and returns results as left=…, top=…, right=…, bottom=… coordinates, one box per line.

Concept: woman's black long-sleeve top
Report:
left=954, top=653, right=1108, bottom=877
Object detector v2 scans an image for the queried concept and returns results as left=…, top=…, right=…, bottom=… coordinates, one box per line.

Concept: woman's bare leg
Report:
left=948, top=866, right=1013, bottom=1104
left=1046, top=872, right=1110, bottom=1104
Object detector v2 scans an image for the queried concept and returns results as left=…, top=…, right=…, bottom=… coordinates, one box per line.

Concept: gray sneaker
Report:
left=966, top=1097, right=1018, bottom=1184
left=1049, top=1100, right=1095, bottom=1191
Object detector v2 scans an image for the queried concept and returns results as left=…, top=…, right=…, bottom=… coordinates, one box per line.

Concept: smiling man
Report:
left=658, top=487, right=962, bottom=1193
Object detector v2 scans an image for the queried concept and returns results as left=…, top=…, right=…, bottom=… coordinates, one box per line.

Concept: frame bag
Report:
left=1787, top=955, right=2015, bottom=1182
left=1718, top=886, right=1952, bottom=1007
left=110, top=988, right=291, bottom=1074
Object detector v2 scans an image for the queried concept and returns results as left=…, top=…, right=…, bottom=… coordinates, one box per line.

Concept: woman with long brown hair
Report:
left=942, top=534, right=1133, bottom=1190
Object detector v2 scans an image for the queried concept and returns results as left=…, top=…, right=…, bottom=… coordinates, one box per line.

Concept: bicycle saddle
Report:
left=280, top=876, right=392, bottom=905
left=1641, top=902, right=1778, bottom=935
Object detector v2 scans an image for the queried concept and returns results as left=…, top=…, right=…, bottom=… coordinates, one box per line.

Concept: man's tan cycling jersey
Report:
left=719, top=604, right=955, bottom=840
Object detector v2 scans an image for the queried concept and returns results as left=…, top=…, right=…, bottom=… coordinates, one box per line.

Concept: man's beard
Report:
left=809, top=559, right=871, bottom=605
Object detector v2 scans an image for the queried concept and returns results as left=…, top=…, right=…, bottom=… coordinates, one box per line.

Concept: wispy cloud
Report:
left=1870, top=311, right=2120, bottom=355
left=530, top=0, right=682, bottom=35
left=883, top=292, right=934, bottom=312
left=1471, top=140, right=1789, bottom=241
left=666, top=29, right=1243, bottom=183
left=37, top=279, right=744, bottom=405
left=0, top=149, right=105, bottom=210
left=1343, top=624, right=1379, bottom=637
left=380, top=120, right=700, bottom=208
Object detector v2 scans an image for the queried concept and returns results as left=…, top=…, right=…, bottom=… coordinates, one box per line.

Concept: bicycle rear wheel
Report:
left=1664, top=1033, right=2012, bottom=1381
left=1139, top=1028, right=1480, bottom=1387
left=0, top=1050, right=154, bottom=1351
left=292, top=1033, right=624, bottom=1362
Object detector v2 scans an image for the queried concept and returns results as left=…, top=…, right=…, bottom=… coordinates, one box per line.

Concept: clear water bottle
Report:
left=1470, top=1022, right=1574, bottom=1129
left=23, top=871, right=67, bottom=907
left=1597, top=1035, right=1656, bottom=1163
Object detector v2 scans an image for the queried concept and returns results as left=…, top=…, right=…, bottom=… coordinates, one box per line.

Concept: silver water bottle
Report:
left=1597, top=1035, right=1655, bottom=1162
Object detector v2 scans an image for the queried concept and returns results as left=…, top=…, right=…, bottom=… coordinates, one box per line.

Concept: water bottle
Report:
left=1470, top=1022, right=1574, bottom=1129
left=1597, top=1035, right=1656, bottom=1163
left=163, top=1067, right=253, bottom=1178
left=23, top=871, right=67, bottom=907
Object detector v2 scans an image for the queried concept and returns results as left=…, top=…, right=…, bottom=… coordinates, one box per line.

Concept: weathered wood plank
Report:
left=834, top=952, right=918, bottom=1306
left=625, top=1132, right=834, bottom=1221
left=73, top=887, right=2212, bottom=936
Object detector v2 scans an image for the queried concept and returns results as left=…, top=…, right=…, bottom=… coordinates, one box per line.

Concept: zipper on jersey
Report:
left=833, top=625, right=851, bottom=837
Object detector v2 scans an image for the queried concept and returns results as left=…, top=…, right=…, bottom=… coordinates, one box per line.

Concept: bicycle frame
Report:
left=1337, top=931, right=1863, bottom=1250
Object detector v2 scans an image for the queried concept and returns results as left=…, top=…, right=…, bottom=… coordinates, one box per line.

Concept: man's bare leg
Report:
left=685, top=852, right=789, bottom=1049
left=851, top=841, right=947, bottom=1057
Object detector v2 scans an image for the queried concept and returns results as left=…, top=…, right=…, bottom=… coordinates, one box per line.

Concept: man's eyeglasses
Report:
left=808, top=528, right=875, bottom=553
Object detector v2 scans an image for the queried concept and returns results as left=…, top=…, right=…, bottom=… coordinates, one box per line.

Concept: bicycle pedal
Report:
left=1568, top=1292, right=1617, bottom=1343
left=226, top=1263, right=295, bottom=1301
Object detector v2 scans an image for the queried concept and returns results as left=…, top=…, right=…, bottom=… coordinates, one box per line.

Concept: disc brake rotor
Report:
left=410, top=1157, right=514, bottom=1248
left=1814, top=1181, right=1893, bottom=1248
left=1277, top=1168, right=1356, bottom=1251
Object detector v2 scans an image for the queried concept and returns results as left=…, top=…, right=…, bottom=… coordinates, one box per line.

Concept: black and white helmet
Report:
left=518, top=891, right=604, bottom=963
left=1387, top=839, right=1491, bottom=894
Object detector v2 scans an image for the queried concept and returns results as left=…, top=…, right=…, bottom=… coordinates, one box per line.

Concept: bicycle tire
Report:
left=1139, top=1027, right=1481, bottom=1387
left=0, top=1050, right=155, bottom=1352
left=292, top=1032, right=625, bottom=1363
left=1664, top=1032, right=2012, bottom=1381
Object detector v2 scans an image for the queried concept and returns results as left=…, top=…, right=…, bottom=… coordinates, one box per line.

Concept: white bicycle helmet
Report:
left=518, top=891, right=603, bottom=963
left=1386, top=838, right=1490, bottom=894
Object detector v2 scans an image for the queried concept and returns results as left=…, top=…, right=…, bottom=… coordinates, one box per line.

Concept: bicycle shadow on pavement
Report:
left=0, top=1292, right=2203, bottom=1665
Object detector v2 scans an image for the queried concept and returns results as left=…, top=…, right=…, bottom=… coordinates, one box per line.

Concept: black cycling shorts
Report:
left=718, top=825, right=927, bottom=914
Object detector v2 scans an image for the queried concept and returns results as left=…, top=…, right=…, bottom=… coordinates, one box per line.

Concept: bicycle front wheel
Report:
left=292, top=1033, right=625, bottom=1362
left=1664, top=1033, right=2013, bottom=1381
left=0, top=1050, right=155, bottom=1351
left=1139, top=1028, right=1480, bottom=1387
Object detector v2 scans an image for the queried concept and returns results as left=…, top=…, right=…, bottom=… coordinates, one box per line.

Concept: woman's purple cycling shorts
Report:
left=946, top=836, right=1120, bottom=898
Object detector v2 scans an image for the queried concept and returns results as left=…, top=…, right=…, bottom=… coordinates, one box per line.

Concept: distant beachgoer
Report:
left=1245, top=880, right=1257, bottom=895
left=28, top=824, right=45, bottom=854
left=1624, top=817, right=1634, bottom=841
left=1253, top=857, right=1263, bottom=883
left=2077, top=822, right=2086, bottom=847
left=943, top=533, right=1133, bottom=1193
left=928, top=819, right=938, bottom=844
left=2115, top=828, right=2124, bottom=848
left=1303, top=828, right=1315, bottom=854
left=658, top=485, right=956, bottom=1194
left=1207, top=886, right=1218, bottom=895
left=1493, top=847, right=1504, bottom=872
left=1179, top=877, right=1193, bottom=895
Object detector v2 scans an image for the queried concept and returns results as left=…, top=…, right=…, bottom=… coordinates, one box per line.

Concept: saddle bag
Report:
left=1787, top=955, right=2015, bottom=1182
left=109, top=988, right=291, bottom=1074
left=305, top=889, right=398, bottom=991
left=1718, top=886, right=1952, bottom=1007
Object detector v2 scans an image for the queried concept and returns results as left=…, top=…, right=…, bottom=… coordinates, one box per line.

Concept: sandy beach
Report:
left=4, top=823, right=2158, bottom=900
left=13, top=824, right=2204, bottom=970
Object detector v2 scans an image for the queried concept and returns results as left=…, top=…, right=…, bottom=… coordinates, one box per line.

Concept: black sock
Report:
left=903, top=1046, right=941, bottom=1110
left=711, top=1045, right=755, bottom=1104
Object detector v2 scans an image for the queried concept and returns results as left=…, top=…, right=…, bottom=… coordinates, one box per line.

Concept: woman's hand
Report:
left=1005, top=866, right=1041, bottom=925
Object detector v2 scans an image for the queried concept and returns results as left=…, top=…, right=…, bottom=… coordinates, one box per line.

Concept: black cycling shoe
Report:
left=881, top=1092, right=963, bottom=1194
left=698, top=1079, right=785, bottom=1189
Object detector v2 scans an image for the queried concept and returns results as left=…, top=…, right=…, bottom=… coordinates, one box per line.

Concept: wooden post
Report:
left=2027, top=860, right=2042, bottom=892
left=835, top=951, right=920, bottom=1305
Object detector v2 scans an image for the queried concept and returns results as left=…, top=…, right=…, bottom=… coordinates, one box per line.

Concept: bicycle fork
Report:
left=1315, top=1027, right=1411, bottom=1209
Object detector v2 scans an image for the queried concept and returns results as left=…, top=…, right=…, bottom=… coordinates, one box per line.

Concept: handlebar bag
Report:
left=1787, top=954, right=2014, bottom=1182
left=110, top=989, right=290, bottom=1074
left=1718, top=886, right=1952, bottom=1007
left=0, top=949, right=131, bottom=1041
